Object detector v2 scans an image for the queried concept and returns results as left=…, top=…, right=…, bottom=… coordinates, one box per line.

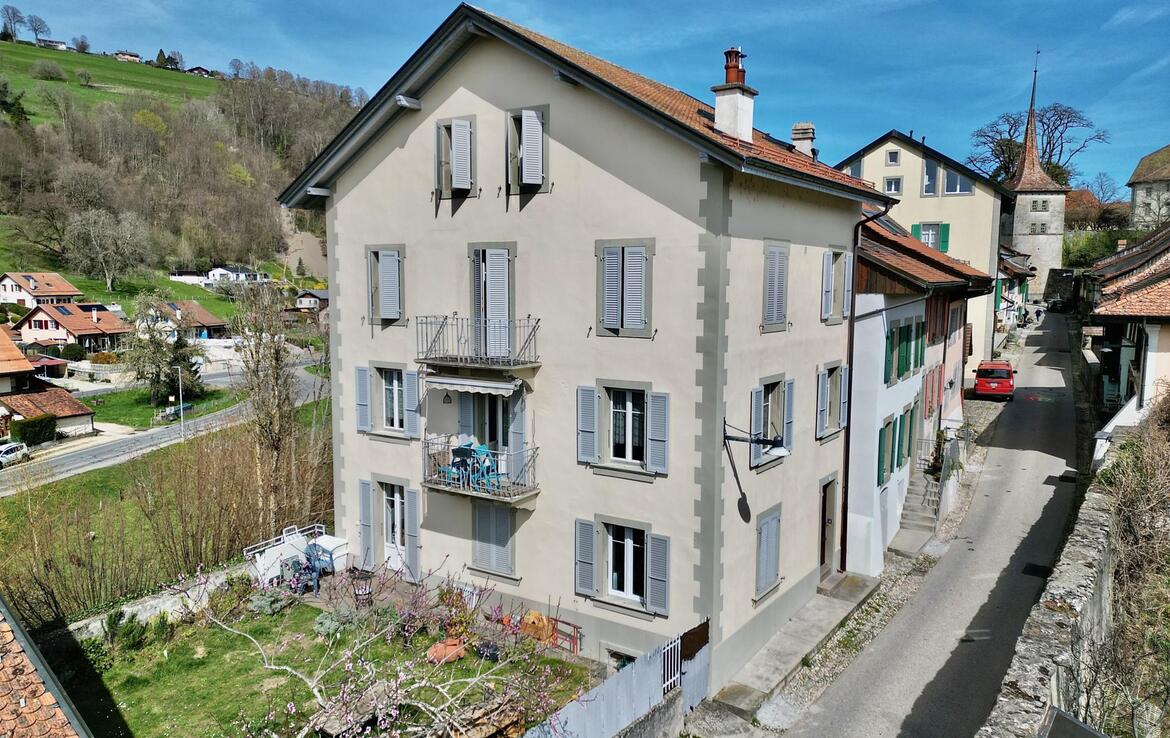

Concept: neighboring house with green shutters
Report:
left=278, top=5, right=895, bottom=695
left=837, top=130, right=1012, bottom=364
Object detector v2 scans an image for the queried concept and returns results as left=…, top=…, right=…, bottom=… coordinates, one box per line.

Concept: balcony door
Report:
left=471, top=247, right=511, bottom=358
left=383, top=484, right=406, bottom=573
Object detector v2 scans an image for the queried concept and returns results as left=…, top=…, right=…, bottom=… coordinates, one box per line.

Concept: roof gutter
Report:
left=839, top=199, right=893, bottom=574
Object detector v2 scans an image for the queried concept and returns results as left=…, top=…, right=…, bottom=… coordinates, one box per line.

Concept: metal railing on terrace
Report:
left=416, top=315, right=540, bottom=368
left=422, top=437, right=539, bottom=501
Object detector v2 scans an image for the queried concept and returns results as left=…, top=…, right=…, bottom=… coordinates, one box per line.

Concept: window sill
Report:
left=817, top=428, right=844, bottom=445
left=823, top=315, right=844, bottom=327
left=591, top=463, right=657, bottom=483
left=589, top=595, right=656, bottom=621
left=760, top=322, right=788, bottom=334
left=467, top=567, right=521, bottom=586
left=753, top=577, right=785, bottom=605
left=752, top=455, right=787, bottom=474
left=366, top=430, right=412, bottom=445
left=595, top=327, right=654, bottom=340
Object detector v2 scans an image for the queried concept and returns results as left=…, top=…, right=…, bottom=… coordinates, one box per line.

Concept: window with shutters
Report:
left=584, top=382, right=669, bottom=478
left=368, top=362, right=419, bottom=439
left=761, top=242, right=790, bottom=332
left=820, top=249, right=852, bottom=323
left=506, top=105, right=549, bottom=195
left=919, top=223, right=940, bottom=250
left=755, top=507, right=782, bottom=598
left=751, top=375, right=793, bottom=469
left=608, top=388, right=645, bottom=464
left=435, top=116, right=476, bottom=200
left=367, top=246, right=404, bottom=325
left=595, top=239, right=654, bottom=338
left=606, top=523, right=646, bottom=602
left=816, top=364, right=846, bottom=439
left=380, top=368, right=404, bottom=431
left=471, top=501, right=514, bottom=576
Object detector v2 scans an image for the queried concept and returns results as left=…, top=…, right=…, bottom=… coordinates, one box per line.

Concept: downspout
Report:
left=840, top=201, right=892, bottom=572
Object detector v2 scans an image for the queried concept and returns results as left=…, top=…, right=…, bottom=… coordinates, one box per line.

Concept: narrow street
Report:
left=786, top=313, right=1080, bottom=737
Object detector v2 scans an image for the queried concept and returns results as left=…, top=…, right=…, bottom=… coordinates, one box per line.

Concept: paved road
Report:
left=0, top=367, right=325, bottom=493
left=786, top=313, right=1079, bottom=738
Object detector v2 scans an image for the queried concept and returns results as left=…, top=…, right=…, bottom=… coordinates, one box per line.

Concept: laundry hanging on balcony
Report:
left=425, top=375, right=522, bottom=397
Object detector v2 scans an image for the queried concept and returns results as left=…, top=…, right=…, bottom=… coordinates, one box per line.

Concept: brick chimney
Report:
left=711, top=47, right=757, bottom=143
left=792, top=122, right=816, bottom=158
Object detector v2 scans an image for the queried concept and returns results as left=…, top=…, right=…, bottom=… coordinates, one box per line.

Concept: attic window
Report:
left=435, top=117, right=475, bottom=200
left=507, top=106, right=549, bottom=195
left=886, top=150, right=900, bottom=166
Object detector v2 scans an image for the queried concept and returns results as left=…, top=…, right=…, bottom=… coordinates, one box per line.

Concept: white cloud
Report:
left=1103, top=5, right=1170, bottom=30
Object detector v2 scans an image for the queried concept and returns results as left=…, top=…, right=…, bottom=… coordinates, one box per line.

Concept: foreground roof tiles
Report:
left=1094, top=266, right=1170, bottom=319
left=0, top=597, right=88, bottom=737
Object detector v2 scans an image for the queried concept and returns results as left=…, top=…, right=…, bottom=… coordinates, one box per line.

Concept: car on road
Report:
left=0, top=442, right=30, bottom=468
left=973, top=360, right=1017, bottom=401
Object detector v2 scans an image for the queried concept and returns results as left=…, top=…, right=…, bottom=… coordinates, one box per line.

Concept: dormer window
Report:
left=506, top=106, right=549, bottom=195
left=435, top=117, right=475, bottom=199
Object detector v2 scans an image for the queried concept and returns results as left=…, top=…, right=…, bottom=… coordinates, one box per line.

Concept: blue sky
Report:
left=30, top=0, right=1170, bottom=190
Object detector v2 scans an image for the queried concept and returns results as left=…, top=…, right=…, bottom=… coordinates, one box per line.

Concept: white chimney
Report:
left=792, top=122, right=816, bottom=158
left=91, top=308, right=98, bottom=323
left=712, top=47, right=757, bottom=143
left=27, top=276, right=36, bottom=290
left=175, top=308, right=183, bottom=322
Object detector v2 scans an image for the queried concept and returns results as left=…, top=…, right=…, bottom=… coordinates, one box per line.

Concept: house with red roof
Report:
left=13, top=304, right=131, bottom=352
left=846, top=215, right=991, bottom=575
left=1128, top=143, right=1170, bottom=228
left=0, top=272, right=82, bottom=308
left=279, top=4, right=899, bottom=693
left=0, top=329, right=94, bottom=439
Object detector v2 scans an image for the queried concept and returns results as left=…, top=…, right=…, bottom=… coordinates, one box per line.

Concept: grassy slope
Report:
left=0, top=41, right=216, bottom=123
left=90, top=387, right=238, bottom=429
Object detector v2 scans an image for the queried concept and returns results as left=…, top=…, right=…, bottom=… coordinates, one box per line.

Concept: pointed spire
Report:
left=1006, top=50, right=1068, bottom=193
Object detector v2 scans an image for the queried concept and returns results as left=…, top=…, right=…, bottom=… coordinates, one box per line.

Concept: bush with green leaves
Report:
left=90, top=351, right=119, bottom=365
left=30, top=60, right=66, bottom=81
left=2, top=302, right=28, bottom=319
left=60, top=343, right=85, bottom=361
left=12, top=413, right=56, bottom=446
left=247, top=589, right=292, bottom=616
left=115, top=614, right=148, bottom=651
left=79, top=637, right=113, bottom=673
left=149, top=613, right=175, bottom=643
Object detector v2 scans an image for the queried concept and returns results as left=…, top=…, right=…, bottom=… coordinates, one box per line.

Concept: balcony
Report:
left=422, top=436, right=540, bottom=505
left=416, top=315, right=540, bottom=369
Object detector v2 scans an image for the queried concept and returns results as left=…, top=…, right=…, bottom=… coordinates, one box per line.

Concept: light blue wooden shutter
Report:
left=576, top=385, right=598, bottom=463
left=646, top=391, right=669, bottom=474
left=574, top=519, right=597, bottom=596
left=485, top=248, right=510, bottom=357
left=601, top=247, right=621, bottom=329
left=783, top=378, right=795, bottom=451
left=472, top=501, right=492, bottom=570
left=843, top=253, right=854, bottom=318
left=622, top=246, right=646, bottom=330
left=508, top=391, right=526, bottom=483
left=757, top=512, right=779, bottom=593
left=750, top=386, right=765, bottom=467
left=378, top=250, right=400, bottom=320
left=403, top=370, right=419, bottom=438
left=493, top=506, right=513, bottom=574
left=816, top=370, right=829, bottom=438
left=821, top=251, right=834, bottom=319
left=769, top=514, right=781, bottom=586
left=520, top=109, right=543, bottom=186
left=839, top=365, right=850, bottom=429
left=646, top=533, right=670, bottom=616
left=764, top=246, right=787, bottom=326
left=458, top=393, right=473, bottom=436
left=358, top=479, right=373, bottom=570
left=404, top=487, right=420, bottom=582
left=471, top=250, right=484, bottom=356
left=450, top=118, right=472, bottom=190
left=755, top=516, right=768, bottom=593
left=355, top=366, right=371, bottom=432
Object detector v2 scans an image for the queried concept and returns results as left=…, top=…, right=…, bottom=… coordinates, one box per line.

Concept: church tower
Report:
left=1007, top=60, right=1068, bottom=298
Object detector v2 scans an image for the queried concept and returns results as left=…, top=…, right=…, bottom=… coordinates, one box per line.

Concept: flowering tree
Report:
left=175, top=562, right=584, bottom=737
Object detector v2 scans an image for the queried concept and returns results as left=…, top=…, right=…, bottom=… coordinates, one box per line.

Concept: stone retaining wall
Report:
left=976, top=479, right=1116, bottom=736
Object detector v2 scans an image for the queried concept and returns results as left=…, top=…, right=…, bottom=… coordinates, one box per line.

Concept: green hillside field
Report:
left=0, top=40, right=217, bottom=122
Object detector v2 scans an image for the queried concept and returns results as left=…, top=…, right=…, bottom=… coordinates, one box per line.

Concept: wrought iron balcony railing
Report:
left=416, top=315, right=540, bottom=368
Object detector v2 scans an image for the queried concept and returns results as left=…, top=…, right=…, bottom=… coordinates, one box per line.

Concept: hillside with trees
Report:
left=0, top=8, right=364, bottom=287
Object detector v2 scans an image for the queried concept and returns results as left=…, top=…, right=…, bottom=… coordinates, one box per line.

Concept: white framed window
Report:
left=944, top=170, right=973, bottom=194
left=1040, top=222, right=1049, bottom=234
left=885, top=149, right=900, bottom=165
left=606, top=523, right=646, bottom=602
left=1029, top=223, right=1038, bottom=234
left=761, top=381, right=782, bottom=439
left=923, top=159, right=938, bottom=195
left=884, top=177, right=902, bottom=195
left=380, top=368, right=404, bottom=431
left=608, top=388, right=645, bottom=463
left=847, top=161, right=862, bottom=178
left=920, top=223, right=940, bottom=249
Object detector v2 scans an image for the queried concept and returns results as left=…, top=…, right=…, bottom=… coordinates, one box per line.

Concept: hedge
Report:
left=60, top=344, right=85, bottom=362
left=12, top=414, right=57, bottom=446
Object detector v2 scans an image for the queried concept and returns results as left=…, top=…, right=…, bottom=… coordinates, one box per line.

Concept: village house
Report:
left=13, top=304, right=131, bottom=352
left=0, top=272, right=82, bottom=307
left=34, top=38, right=68, bottom=51
left=0, top=330, right=94, bottom=439
left=279, top=5, right=896, bottom=694
left=136, top=299, right=229, bottom=341
left=186, top=65, right=212, bottom=77
left=208, top=265, right=271, bottom=284
left=845, top=215, right=990, bottom=576
left=113, top=50, right=140, bottom=63
left=1128, top=143, right=1170, bottom=228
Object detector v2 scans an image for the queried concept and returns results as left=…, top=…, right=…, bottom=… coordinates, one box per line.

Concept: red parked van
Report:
left=973, top=360, right=1017, bottom=401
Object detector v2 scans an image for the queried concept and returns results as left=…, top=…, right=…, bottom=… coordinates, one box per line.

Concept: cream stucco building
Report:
left=279, top=6, right=894, bottom=693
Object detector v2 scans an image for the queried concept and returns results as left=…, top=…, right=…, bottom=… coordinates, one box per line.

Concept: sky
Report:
left=28, top=0, right=1170, bottom=191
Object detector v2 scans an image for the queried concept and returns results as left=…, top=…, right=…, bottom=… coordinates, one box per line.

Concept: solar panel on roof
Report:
left=168, top=303, right=179, bottom=310
left=54, top=305, right=70, bottom=315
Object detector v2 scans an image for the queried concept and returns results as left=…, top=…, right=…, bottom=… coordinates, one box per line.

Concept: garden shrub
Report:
left=115, top=614, right=148, bottom=651
left=149, top=613, right=175, bottom=644
left=207, top=575, right=254, bottom=620
left=60, top=343, right=85, bottom=361
left=91, top=351, right=119, bottom=365
left=30, top=60, right=66, bottom=81
left=313, top=611, right=345, bottom=638
left=246, top=589, right=291, bottom=616
left=12, top=413, right=56, bottom=446
left=2, top=302, right=28, bottom=318
left=79, top=637, right=112, bottom=674
left=436, top=583, right=476, bottom=641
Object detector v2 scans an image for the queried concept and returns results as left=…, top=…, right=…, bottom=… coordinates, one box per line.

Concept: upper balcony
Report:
left=416, top=315, right=540, bottom=370
left=422, top=436, right=540, bottom=506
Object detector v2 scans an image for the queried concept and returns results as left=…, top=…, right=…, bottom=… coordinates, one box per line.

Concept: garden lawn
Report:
left=90, top=387, right=239, bottom=429
left=0, top=41, right=217, bottom=124
left=66, top=603, right=587, bottom=738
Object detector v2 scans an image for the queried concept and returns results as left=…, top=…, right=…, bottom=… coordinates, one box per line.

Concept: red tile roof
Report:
left=14, top=304, right=130, bottom=338
left=0, top=272, right=82, bottom=298
left=0, top=386, right=93, bottom=420
left=157, top=300, right=227, bottom=329
left=484, top=11, right=881, bottom=198
left=0, top=598, right=87, bottom=737
left=862, top=213, right=992, bottom=282
left=0, top=328, right=32, bottom=376
left=1004, top=81, right=1068, bottom=193
left=1094, top=266, right=1170, bottom=319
